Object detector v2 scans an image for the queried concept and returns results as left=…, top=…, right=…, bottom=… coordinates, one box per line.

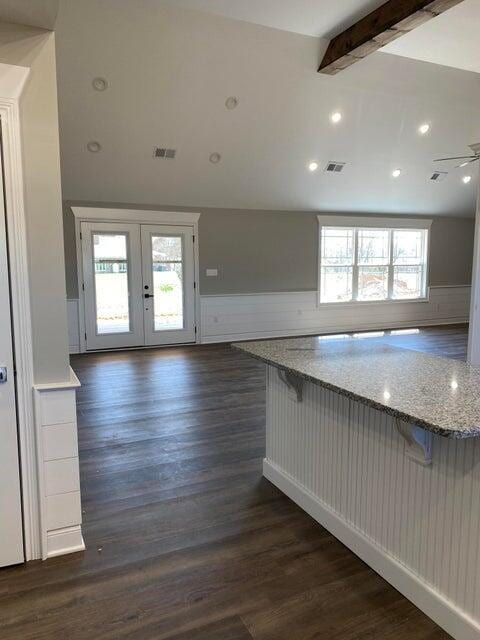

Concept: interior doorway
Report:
left=0, top=130, right=24, bottom=568
left=80, top=221, right=196, bottom=350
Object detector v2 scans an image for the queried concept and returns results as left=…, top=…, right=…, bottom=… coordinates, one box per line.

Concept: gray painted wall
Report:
left=63, top=202, right=474, bottom=299
left=0, top=26, right=70, bottom=384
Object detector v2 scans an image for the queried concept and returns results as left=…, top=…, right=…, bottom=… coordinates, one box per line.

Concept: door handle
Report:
left=0, top=367, right=7, bottom=383
left=144, top=293, right=154, bottom=299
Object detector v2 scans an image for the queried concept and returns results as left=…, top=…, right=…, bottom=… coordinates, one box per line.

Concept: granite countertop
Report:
left=234, top=336, right=480, bottom=439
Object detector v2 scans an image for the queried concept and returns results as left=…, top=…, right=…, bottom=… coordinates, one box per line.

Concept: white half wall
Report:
left=34, top=368, right=84, bottom=559
left=264, top=367, right=480, bottom=640
left=200, top=285, right=471, bottom=344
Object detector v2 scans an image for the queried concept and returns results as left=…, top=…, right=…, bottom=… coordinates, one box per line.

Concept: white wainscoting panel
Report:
left=34, top=368, right=85, bottom=560
left=43, top=423, right=79, bottom=461
left=67, top=299, right=80, bottom=353
left=264, top=366, right=480, bottom=640
left=201, top=285, right=470, bottom=343
left=69, top=288, right=470, bottom=351
left=45, top=458, right=81, bottom=496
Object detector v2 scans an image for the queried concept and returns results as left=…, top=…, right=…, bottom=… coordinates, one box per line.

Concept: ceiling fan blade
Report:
left=434, top=155, right=477, bottom=162
left=455, top=157, right=480, bottom=168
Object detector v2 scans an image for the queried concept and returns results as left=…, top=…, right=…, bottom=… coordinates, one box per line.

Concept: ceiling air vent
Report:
left=154, top=147, right=176, bottom=159
left=430, top=171, right=447, bottom=182
left=325, top=161, right=346, bottom=173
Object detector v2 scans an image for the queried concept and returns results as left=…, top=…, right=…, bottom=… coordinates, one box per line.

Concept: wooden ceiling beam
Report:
left=319, top=0, right=466, bottom=75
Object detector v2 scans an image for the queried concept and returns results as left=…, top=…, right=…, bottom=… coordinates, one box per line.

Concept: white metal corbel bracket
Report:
left=278, top=369, right=304, bottom=402
left=396, top=419, right=433, bottom=466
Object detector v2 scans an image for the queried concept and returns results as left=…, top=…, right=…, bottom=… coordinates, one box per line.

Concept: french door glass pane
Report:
left=357, top=229, right=389, bottom=265
left=320, top=266, right=353, bottom=303
left=151, top=236, right=184, bottom=331
left=358, top=266, right=388, bottom=301
left=93, top=233, right=130, bottom=334
left=393, top=266, right=424, bottom=299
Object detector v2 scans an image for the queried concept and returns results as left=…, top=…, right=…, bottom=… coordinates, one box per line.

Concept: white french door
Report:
left=141, top=225, right=195, bottom=345
left=82, top=223, right=145, bottom=349
left=81, top=222, right=196, bottom=350
left=0, top=146, right=24, bottom=567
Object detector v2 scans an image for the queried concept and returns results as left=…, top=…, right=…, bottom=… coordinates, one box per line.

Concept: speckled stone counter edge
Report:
left=233, top=344, right=480, bottom=440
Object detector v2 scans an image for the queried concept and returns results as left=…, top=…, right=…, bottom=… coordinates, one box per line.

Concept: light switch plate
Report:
left=206, top=269, right=218, bottom=277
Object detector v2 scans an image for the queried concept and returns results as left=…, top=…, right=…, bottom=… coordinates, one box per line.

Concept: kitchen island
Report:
left=236, top=335, right=480, bottom=640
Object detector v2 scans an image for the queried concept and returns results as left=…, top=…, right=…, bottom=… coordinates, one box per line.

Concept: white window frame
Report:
left=317, top=215, right=432, bottom=306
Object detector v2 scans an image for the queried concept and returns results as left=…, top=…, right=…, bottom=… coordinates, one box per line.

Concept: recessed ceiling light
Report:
left=225, top=96, right=239, bottom=110
left=308, top=161, right=319, bottom=172
left=209, top=152, right=222, bottom=164
left=330, top=112, right=342, bottom=124
left=392, top=168, right=402, bottom=178
left=463, top=175, right=472, bottom=184
left=92, top=77, right=108, bottom=92
left=419, top=123, right=430, bottom=135
left=86, top=141, right=102, bottom=153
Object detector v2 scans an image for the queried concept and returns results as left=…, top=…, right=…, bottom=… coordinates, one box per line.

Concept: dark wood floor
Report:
left=0, top=325, right=468, bottom=639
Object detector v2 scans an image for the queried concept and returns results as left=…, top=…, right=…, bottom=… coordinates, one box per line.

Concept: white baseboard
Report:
left=201, top=286, right=470, bottom=344
left=264, top=459, right=480, bottom=640
left=46, top=525, right=85, bottom=559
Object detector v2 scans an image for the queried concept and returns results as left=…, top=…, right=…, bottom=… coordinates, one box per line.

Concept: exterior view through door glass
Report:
left=93, top=233, right=130, bottom=334
left=142, top=225, right=196, bottom=345
left=152, top=235, right=184, bottom=331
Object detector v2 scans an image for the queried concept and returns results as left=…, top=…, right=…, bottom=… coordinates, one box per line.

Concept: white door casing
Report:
left=0, top=139, right=24, bottom=567
left=0, top=64, right=43, bottom=561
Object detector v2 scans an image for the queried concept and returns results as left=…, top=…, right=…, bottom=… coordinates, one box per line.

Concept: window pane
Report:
left=358, top=229, right=389, bottom=265
left=320, top=266, right=353, bottom=303
left=321, top=228, right=354, bottom=266
left=93, top=233, right=130, bottom=334
left=152, top=236, right=184, bottom=331
left=358, top=266, right=389, bottom=301
left=393, top=266, right=424, bottom=299
left=393, top=230, right=425, bottom=265
left=152, top=235, right=182, bottom=261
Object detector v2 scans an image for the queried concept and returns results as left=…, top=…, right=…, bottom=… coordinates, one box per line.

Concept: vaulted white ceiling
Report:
left=161, top=0, right=386, bottom=38
left=383, top=0, right=480, bottom=74
left=163, top=0, right=480, bottom=74
left=55, top=0, right=480, bottom=216
left=0, top=0, right=58, bottom=29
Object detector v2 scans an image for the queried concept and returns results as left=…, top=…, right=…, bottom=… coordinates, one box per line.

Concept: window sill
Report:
left=317, top=295, right=430, bottom=309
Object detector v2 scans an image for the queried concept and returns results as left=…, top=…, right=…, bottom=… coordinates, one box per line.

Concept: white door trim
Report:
left=72, top=206, right=200, bottom=225
left=72, top=207, right=201, bottom=352
left=0, top=65, right=41, bottom=559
